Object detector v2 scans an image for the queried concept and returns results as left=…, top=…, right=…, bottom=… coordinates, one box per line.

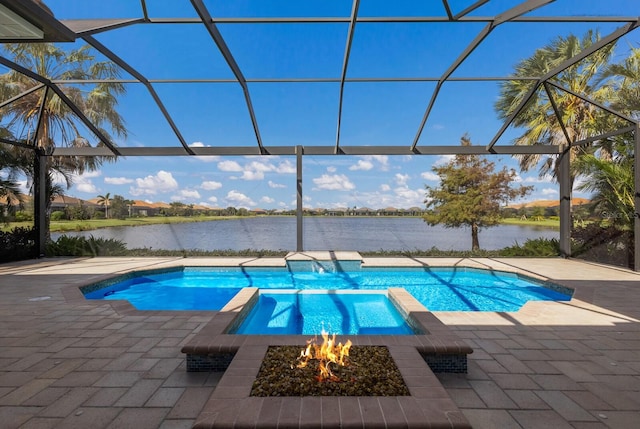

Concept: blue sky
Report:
left=5, top=1, right=640, bottom=209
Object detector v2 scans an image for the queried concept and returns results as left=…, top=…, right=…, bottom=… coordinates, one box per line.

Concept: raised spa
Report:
left=231, top=290, right=415, bottom=335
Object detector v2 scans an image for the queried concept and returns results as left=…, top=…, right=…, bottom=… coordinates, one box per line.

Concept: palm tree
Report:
left=494, top=30, right=616, bottom=186
left=598, top=46, right=640, bottom=115
left=97, top=192, right=111, bottom=219
left=0, top=146, right=23, bottom=222
left=0, top=43, right=127, bottom=233
left=0, top=127, right=27, bottom=222
left=574, top=154, right=634, bottom=227
left=571, top=46, right=640, bottom=229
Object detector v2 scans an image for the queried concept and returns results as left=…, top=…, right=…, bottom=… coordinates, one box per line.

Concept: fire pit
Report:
left=251, top=332, right=410, bottom=397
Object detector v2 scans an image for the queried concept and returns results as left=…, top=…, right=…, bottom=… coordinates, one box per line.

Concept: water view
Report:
left=53, top=217, right=557, bottom=252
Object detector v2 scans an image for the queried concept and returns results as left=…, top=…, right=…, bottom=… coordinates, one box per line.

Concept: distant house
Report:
left=251, top=208, right=267, bottom=215
left=51, top=195, right=98, bottom=212
left=354, top=207, right=372, bottom=216
left=379, top=207, right=399, bottom=216
left=130, top=200, right=157, bottom=217
left=326, top=207, right=348, bottom=216
left=151, top=202, right=171, bottom=215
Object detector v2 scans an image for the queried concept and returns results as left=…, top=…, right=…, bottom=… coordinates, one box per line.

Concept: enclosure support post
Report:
left=296, top=145, right=303, bottom=252
left=634, top=123, right=640, bottom=271
left=559, top=146, right=571, bottom=258
left=33, top=150, right=47, bottom=257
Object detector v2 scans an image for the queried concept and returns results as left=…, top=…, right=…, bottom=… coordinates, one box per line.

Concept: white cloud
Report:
left=105, top=176, right=133, bottom=185
left=349, top=159, right=374, bottom=171
left=171, top=189, right=201, bottom=201
left=380, top=184, right=391, bottom=192
left=312, top=174, right=355, bottom=191
left=371, top=155, right=389, bottom=171
left=523, top=175, right=554, bottom=184
left=349, top=155, right=389, bottom=171
left=395, top=173, right=410, bottom=186
left=541, top=188, right=558, bottom=196
left=130, top=170, right=178, bottom=196
left=201, top=180, right=222, bottom=190
left=218, top=160, right=243, bottom=172
left=190, top=142, right=205, bottom=147
left=260, top=196, right=275, bottom=204
left=222, top=159, right=296, bottom=181
left=247, top=160, right=273, bottom=173
left=268, top=180, right=286, bottom=189
left=240, top=170, right=265, bottom=180
left=225, top=190, right=256, bottom=207
left=327, top=166, right=337, bottom=173
left=433, top=154, right=454, bottom=166
left=81, top=170, right=102, bottom=178
left=393, top=186, right=424, bottom=207
left=420, top=171, right=439, bottom=181
left=208, top=196, right=218, bottom=203
left=76, top=182, right=98, bottom=193
left=61, top=171, right=100, bottom=194
left=275, top=160, right=296, bottom=174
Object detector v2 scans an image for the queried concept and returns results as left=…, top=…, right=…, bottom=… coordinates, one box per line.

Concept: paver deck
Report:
left=1, top=256, right=639, bottom=428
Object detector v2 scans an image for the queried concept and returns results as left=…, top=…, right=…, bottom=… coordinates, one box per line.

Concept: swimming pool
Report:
left=82, top=265, right=572, bottom=312
left=232, top=291, right=415, bottom=335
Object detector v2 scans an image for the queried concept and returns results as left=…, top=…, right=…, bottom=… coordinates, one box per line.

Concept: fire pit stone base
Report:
left=192, top=343, right=471, bottom=429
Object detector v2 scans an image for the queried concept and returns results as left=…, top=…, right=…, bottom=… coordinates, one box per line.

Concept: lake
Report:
left=51, top=217, right=558, bottom=251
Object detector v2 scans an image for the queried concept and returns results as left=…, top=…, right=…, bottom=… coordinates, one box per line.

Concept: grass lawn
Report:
left=500, top=217, right=560, bottom=228
left=3, top=215, right=560, bottom=233
left=2, top=216, right=234, bottom=232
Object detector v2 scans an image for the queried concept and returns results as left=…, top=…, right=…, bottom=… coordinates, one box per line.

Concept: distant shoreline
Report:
left=5, top=215, right=560, bottom=233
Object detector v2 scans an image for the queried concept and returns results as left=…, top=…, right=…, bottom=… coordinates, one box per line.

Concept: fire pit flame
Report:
left=296, top=330, right=352, bottom=381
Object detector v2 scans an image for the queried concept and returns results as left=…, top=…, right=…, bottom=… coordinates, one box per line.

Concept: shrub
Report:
left=14, top=211, right=34, bottom=222
left=0, top=227, right=37, bottom=262
left=501, top=238, right=560, bottom=256
left=50, top=211, right=66, bottom=221
left=47, top=235, right=128, bottom=256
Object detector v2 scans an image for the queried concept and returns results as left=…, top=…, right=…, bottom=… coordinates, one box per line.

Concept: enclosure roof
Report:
left=0, top=0, right=639, bottom=158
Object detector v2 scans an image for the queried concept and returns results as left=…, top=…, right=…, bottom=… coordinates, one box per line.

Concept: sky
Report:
left=3, top=0, right=640, bottom=210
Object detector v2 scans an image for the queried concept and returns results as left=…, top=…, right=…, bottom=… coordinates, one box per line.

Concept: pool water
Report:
left=232, top=291, right=414, bottom=335
left=83, top=266, right=571, bottom=312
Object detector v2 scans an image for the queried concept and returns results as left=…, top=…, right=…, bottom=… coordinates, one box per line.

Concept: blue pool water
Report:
left=83, top=266, right=571, bottom=312
left=233, top=292, right=414, bottom=335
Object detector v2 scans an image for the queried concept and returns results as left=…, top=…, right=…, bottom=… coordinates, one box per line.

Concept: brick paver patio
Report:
left=1, top=256, right=639, bottom=428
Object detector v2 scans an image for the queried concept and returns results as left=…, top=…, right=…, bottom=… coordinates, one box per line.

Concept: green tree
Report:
left=64, top=203, right=90, bottom=220
left=531, top=206, right=546, bottom=221
left=109, top=195, right=130, bottom=219
left=494, top=30, right=615, bottom=185
left=97, top=192, right=111, bottom=219
left=0, top=43, right=127, bottom=236
left=424, top=135, right=533, bottom=251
